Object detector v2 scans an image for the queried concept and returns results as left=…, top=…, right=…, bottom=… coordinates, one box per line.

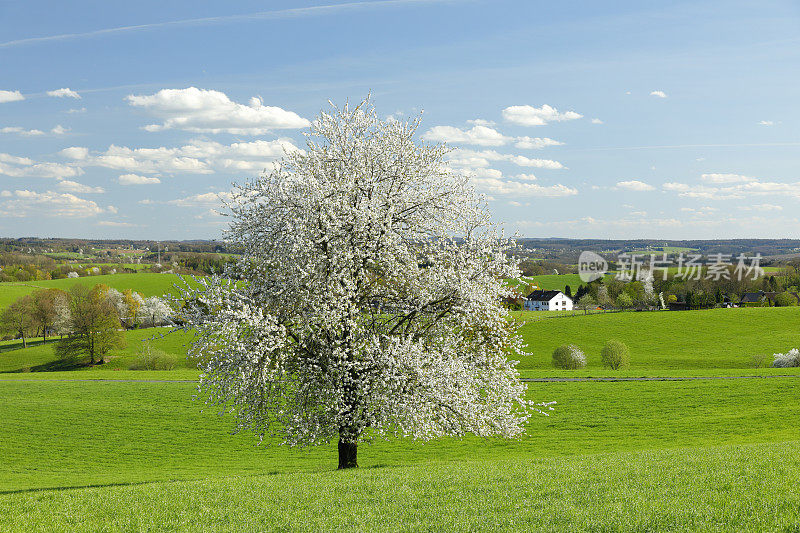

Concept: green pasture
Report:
left=516, top=306, right=800, bottom=370
left=0, top=375, right=797, bottom=492
left=0, top=375, right=797, bottom=530
left=0, top=328, right=195, bottom=373
left=0, top=272, right=185, bottom=310
left=2, top=441, right=798, bottom=532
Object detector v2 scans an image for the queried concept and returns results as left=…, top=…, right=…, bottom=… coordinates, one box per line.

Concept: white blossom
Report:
left=176, top=99, right=545, bottom=459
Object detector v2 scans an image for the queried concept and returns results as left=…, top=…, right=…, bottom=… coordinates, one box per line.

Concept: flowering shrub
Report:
left=771, top=348, right=800, bottom=368
left=552, top=344, right=587, bottom=369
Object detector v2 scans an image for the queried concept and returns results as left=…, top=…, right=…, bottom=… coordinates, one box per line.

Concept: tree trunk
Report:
left=338, top=439, right=358, bottom=469
left=21, top=333, right=26, bottom=349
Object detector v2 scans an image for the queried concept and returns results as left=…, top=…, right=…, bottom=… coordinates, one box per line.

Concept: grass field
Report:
left=0, top=374, right=797, bottom=530
left=0, top=272, right=184, bottom=310
left=0, top=328, right=194, bottom=372
left=1, top=306, right=799, bottom=530
left=516, top=306, right=800, bottom=370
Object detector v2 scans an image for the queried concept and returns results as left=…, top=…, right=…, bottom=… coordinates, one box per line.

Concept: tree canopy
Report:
left=178, top=99, right=545, bottom=469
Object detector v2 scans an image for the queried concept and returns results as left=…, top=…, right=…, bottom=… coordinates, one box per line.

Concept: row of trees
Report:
left=0, top=285, right=172, bottom=361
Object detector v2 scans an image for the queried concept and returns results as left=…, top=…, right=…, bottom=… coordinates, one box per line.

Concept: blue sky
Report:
left=1, top=0, right=799, bottom=240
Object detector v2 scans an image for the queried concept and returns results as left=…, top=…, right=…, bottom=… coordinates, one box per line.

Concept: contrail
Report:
left=575, top=142, right=800, bottom=151
left=0, top=0, right=460, bottom=49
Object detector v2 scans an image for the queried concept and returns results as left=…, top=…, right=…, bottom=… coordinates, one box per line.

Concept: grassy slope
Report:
left=516, top=306, right=800, bottom=370
left=2, top=441, right=798, bottom=532
left=0, top=272, right=184, bottom=310
left=0, top=376, right=797, bottom=492
left=0, top=328, right=194, bottom=372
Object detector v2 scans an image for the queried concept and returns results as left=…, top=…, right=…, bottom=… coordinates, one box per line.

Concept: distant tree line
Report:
left=0, top=284, right=172, bottom=364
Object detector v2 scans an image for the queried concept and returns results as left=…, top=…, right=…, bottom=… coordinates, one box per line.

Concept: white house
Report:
left=524, top=290, right=573, bottom=311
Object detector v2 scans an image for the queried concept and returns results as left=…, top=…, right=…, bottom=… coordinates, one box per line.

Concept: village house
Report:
left=524, top=290, right=573, bottom=311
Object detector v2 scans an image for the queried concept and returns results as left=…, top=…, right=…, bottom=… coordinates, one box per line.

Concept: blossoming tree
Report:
left=178, top=99, right=542, bottom=469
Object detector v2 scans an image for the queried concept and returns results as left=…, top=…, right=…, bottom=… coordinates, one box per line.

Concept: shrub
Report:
left=552, top=344, right=587, bottom=370
left=771, top=348, right=800, bottom=368
left=773, top=292, right=798, bottom=307
left=129, top=344, right=176, bottom=370
left=601, top=340, right=630, bottom=370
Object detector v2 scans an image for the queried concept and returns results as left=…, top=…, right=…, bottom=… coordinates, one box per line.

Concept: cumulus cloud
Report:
left=700, top=173, right=755, bottom=184
left=1, top=126, right=45, bottom=136
left=650, top=90, right=668, bottom=98
left=97, top=221, right=138, bottom=227
left=47, top=88, right=81, bottom=99
left=501, top=104, right=582, bottom=126
left=616, top=180, right=655, bottom=191
left=423, top=123, right=564, bottom=151
left=126, top=87, right=310, bottom=134
left=56, top=180, right=105, bottom=194
left=758, top=120, right=774, bottom=126
left=59, top=146, right=89, bottom=160
left=0, top=190, right=111, bottom=218
left=0, top=153, right=83, bottom=179
left=167, top=191, right=233, bottom=207
left=665, top=174, right=800, bottom=200
left=61, top=138, right=300, bottom=175
left=514, top=136, right=563, bottom=149
left=471, top=174, right=578, bottom=197
left=591, top=118, right=604, bottom=124
left=449, top=148, right=565, bottom=170
left=66, top=107, right=87, bottom=114
left=51, top=125, right=69, bottom=135
left=466, top=119, right=496, bottom=127
left=119, top=174, right=161, bottom=185
left=0, top=90, right=24, bottom=103
left=422, top=125, right=510, bottom=146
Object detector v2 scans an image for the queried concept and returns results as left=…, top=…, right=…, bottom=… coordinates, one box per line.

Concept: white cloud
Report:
left=47, top=88, right=81, bottom=99
left=591, top=118, right=603, bottom=124
left=97, top=221, right=138, bottom=227
left=0, top=90, right=24, bottom=103
left=59, top=146, right=89, bottom=160
left=0, top=190, right=110, bottom=218
left=51, top=125, right=69, bottom=135
left=0, top=126, right=45, bottom=136
left=0, top=153, right=34, bottom=165
left=741, top=203, right=782, bottom=211
left=66, top=107, right=87, bottom=114
left=665, top=175, right=800, bottom=200
left=616, top=180, right=655, bottom=191
left=167, top=191, right=232, bottom=207
left=57, top=180, right=105, bottom=194
left=501, top=104, right=582, bottom=126
left=513, top=136, right=563, bottom=150
left=60, top=138, right=300, bottom=176
left=472, top=175, right=578, bottom=197
left=650, top=90, right=668, bottom=98
left=700, top=173, right=754, bottom=184
left=119, top=173, right=161, bottom=185
left=466, top=119, right=496, bottom=127
left=126, top=87, right=310, bottom=134
left=758, top=120, right=774, bottom=126
left=450, top=148, right=564, bottom=170
left=422, top=125, right=510, bottom=146
left=0, top=155, right=83, bottom=179
left=515, top=173, right=538, bottom=181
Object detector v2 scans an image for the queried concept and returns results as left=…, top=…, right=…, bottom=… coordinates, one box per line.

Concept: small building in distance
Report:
left=524, top=290, right=573, bottom=311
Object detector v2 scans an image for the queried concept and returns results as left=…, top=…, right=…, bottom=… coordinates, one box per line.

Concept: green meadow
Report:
left=0, top=272, right=185, bottom=310
left=515, top=306, right=800, bottom=371
left=0, top=306, right=798, bottom=530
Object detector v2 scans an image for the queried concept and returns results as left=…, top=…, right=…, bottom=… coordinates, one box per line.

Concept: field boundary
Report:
left=522, top=374, right=800, bottom=382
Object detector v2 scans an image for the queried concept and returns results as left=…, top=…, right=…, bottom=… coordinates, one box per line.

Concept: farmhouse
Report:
left=524, top=290, right=573, bottom=311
